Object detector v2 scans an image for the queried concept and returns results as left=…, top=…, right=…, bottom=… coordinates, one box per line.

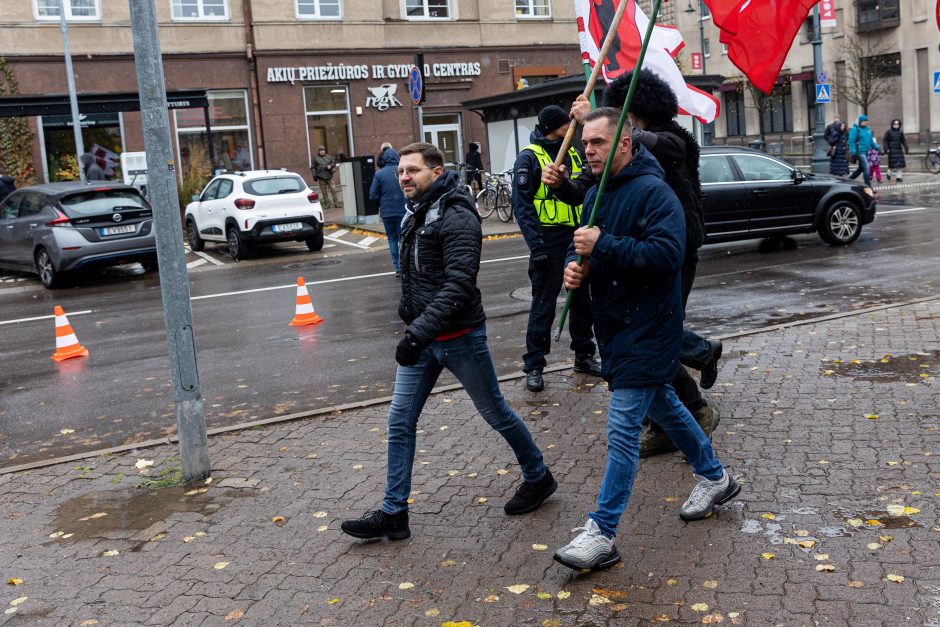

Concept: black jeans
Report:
left=674, top=251, right=706, bottom=414
left=523, top=239, right=596, bottom=373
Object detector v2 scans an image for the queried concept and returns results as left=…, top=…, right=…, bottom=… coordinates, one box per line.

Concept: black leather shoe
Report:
left=699, top=341, right=723, bottom=390
left=573, top=354, right=603, bottom=377
left=504, top=469, right=557, bottom=515
left=341, top=509, right=410, bottom=540
left=526, top=370, right=544, bottom=392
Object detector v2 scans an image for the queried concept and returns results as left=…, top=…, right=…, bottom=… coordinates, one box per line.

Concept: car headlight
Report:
left=863, top=187, right=874, bottom=197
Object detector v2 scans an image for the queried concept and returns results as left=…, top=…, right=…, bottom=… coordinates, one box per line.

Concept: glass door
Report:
left=422, top=113, right=462, bottom=167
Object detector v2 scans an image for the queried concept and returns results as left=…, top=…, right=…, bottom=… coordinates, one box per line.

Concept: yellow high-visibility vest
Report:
left=523, top=143, right=584, bottom=227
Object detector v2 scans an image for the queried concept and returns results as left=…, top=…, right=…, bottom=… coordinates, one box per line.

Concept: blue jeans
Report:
left=382, top=216, right=402, bottom=272
left=849, top=153, right=871, bottom=187
left=382, top=324, right=547, bottom=514
left=589, top=385, right=724, bottom=537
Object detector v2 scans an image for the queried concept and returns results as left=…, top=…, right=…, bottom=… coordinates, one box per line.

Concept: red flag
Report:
left=936, top=0, right=939, bottom=31
left=700, top=0, right=748, bottom=34
left=713, top=0, right=821, bottom=93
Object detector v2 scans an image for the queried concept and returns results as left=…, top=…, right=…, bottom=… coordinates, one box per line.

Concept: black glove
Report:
left=395, top=332, right=423, bottom=367
left=531, top=251, right=552, bottom=271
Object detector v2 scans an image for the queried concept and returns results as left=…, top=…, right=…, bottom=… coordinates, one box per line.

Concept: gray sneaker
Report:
left=679, top=470, right=741, bottom=521
left=553, top=518, right=622, bottom=571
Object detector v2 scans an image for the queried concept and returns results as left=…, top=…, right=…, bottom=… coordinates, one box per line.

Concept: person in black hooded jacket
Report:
left=541, top=70, right=723, bottom=457
left=341, top=142, right=556, bottom=542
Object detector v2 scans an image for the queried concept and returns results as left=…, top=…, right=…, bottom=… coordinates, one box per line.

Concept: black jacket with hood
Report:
left=398, top=170, right=486, bottom=347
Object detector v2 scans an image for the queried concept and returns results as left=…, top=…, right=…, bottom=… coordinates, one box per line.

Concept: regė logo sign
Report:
left=365, top=84, right=403, bottom=112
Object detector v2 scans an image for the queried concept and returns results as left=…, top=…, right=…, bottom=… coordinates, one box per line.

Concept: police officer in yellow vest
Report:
left=512, top=105, right=602, bottom=392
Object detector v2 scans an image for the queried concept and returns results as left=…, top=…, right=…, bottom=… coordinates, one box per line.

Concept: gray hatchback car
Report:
left=0, top=181, right=157, bottom=288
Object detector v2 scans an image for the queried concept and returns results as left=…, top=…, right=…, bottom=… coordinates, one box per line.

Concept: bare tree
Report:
left=835, top=30, right=894, bottom=115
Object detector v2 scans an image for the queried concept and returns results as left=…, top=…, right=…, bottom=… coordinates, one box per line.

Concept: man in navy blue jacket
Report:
left=369, top=148, right=407, bottom=275
left=553, top=108, right=740, bottom=572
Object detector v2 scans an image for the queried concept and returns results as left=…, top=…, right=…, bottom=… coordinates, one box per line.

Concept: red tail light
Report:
left=234, top=198, right=256, bottom=210
left=46, top=210, right=70, bottom=226
left=307, top=191, right=319, bottom=203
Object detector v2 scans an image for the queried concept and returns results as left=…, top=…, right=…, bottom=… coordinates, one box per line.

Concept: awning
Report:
left=0, top=90, right=209, bottom=118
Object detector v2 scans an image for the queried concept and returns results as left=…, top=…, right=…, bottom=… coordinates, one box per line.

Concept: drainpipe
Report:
left=243, top=0, right=266, bottom=169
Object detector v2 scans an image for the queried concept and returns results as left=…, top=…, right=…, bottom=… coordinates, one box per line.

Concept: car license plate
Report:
left=273, top=222, right=303, bottom=233
left=100, top=224, right=136, bottom=236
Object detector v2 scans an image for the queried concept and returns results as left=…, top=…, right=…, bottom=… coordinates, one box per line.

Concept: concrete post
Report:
left=58, top=0, right=85, bottom=182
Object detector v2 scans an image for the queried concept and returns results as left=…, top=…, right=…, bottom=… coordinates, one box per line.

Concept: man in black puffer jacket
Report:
left=341, top=142, right=556, bottom=542
left=541, top=70, right=723, bottom=457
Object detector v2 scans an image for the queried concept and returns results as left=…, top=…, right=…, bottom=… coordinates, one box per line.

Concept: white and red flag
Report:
left=574, top=0, right=720, bottom=123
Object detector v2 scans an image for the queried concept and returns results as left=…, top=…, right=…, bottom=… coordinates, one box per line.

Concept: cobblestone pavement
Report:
left=1, top=300, right=938, bottom=626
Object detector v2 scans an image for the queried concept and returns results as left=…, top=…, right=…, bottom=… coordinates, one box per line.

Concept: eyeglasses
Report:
left=397, top=166, right=432, bottom=177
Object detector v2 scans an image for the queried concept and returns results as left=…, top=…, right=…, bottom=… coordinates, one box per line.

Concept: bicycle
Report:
left=476, top=169, right=514, bottom=222
left=925, top=144, right=940, bottom=174
left=445, top=162, right=483, bottom=199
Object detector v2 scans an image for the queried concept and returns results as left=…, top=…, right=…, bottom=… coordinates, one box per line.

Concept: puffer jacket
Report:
left=398, top=170, right=486, bottom=346
left=566, top=145, right=685, bottom=389
left=369, top=149, right=406, bottom=220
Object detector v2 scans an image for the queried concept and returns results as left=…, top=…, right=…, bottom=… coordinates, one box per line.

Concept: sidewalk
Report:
left=322, top=204, right=522, bottom=239
left=1, top=300, right=937, bottom=626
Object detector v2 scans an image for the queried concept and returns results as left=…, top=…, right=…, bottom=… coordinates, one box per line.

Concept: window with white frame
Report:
left=171, top=0, right=228, bottom=20
left=35, top=0, right=100, bottom=20
left=297, top=0, right=341, bottom=18
left=516, top=0, right=551, bottom=18
left=405, top=0, right=450, bottom=19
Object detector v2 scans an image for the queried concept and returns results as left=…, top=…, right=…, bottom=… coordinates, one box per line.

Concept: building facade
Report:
left=672, top=0, right=940, bottom=152
left=1, top=0, right=584, bottom=184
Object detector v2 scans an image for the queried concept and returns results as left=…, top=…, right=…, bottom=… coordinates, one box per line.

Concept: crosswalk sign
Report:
left=934, top=72, right=940, bottom=93
left=815, top=83, right=831, bottom=103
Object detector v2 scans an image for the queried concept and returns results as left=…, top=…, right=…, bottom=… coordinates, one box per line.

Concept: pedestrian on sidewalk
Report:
left=828, top=121, right=849, bottom=176
left=541, top=70, right=722, bottom=456
left=341, top=142, right=556, bottom=542
left=512, top=105, right=602, bottom=393
left=312, top=145, right=340, bottom=210
left=465, top=141, right=484, bottom=194
left=376, top=141, right=393, bottom=169
left=553, top=108, right=740, bottom=572
left=868, top=146, right=883, bottom=184
left=848, top=115, right=878, bottom=188
left=369, top=147, right=406, bottom=276
left=882, top=119, right=908, bottom=182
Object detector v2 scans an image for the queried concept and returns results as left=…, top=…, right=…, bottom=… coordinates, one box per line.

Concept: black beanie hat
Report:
left=603, top=69, right=678, bottom=127
left=537, top=105, right=571, bottom=134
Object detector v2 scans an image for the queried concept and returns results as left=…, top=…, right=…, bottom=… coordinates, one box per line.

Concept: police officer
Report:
left=513, top=105, right=601, bottom=393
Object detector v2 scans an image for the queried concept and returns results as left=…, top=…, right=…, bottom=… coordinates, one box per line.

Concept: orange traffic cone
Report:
left=51, top=305, right=89, bottom=361
left=290, top=277, right=324, bottom=326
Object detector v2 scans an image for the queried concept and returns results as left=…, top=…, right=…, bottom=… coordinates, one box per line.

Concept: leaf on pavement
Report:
left=79, top=621, right=98, bottom=626
left=399, top=582, right=414, bottom=590
left=134, top=459, right=154, bottom=470
left=760, top=553, right=776, bottom=560
left=815, top=564, right=835, bottom=572
left=316, top=525, right=328, bottom=532
left=557, top=590, right=571, bottom=599
left=224, top=609, right=243, bottom=621
left=183, top=536, right=196, bottom=543
left=848, top=581, right=864, bottom=588
left=886, top=505, right=919, bottom=516
left=483, top=594, right=499, bottom=603
left=478, top=497, right=487, bottom=504
left=867, top=543, right=882, bottom=550
left=651, top=614, right=672, bottom=623
left=6, top=579, right=23, bottom=586
left=536, top=592, right=553, bottom=600
left=879, top=535, right=893, bottom=542
left=327, top=598, right=339, bottom=604
left=666, top=579, right=678, bottom=586
left=846, top=518, right=864, bottom=527
left=865, top=414, right=879, bottom=420
left=702, top=613, right=725, bottom=624
left=506, top=584, right=529, bottom=594
left=814, top=554, right=829, bottom=561
left=691, top=603, right=709, bottom=611
left=588, top=594, right=611, bottom=605
left=798, top=540, right=816, bottom=549
left=424, top=609, right=439, bottom=617
left=78, top=512, right=108, bottom=522
left=312, top=511, right=328, bottom=518
left=761, top=513, right=775, bottom=520
left=59, top=428, right=75, bottom=435
left=10, top=597, right=28, bottom=606
left=886, top=574, right=905, bottom=583
left=101, top=549, right=119, bottom=557
left=441, top=622, right=473, bottom=627
left=794, top=530, right=810, bottom=537
left=272, top=516, right=285, bottom=524
left=532, top=544, right=548, bottom=551
left=496, top=469, right=509, bottom=475
left=213, top=562, right=230, bottom=570
left=703, top=580, right=718, bottom=589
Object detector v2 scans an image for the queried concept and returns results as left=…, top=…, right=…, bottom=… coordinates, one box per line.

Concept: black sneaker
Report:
left=504, top=469, right=557, bottom=515
left=526, top=370, right=544, bottom=392
left=573, top=354, right=603, bottom=377
left=699, top=340, right=723, bottom=390
left=340, top=509, right=410, bottom=540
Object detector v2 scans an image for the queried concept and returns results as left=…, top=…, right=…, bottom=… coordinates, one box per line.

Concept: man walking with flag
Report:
left=553, top=107, right=740, bottom=572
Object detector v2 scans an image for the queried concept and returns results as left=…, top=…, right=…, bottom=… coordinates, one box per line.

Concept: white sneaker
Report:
left=553, top=518, right=621, bottom=571
left=680, top=470, right=741, bottom=521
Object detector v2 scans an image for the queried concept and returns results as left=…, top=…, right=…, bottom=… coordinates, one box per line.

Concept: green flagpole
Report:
left=554, top=0, right=664, bottom=342
left=583, top=62, right=597, bottom=108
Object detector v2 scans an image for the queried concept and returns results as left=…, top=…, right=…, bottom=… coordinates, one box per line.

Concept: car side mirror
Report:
left=793, top=169, right=805, bottom=184
left=192, top=195, right=201, bottom=202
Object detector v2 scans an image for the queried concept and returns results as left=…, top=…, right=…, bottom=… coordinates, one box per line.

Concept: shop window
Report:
left=41, top=112, right=122, bottom=182
left=405, top=0, right=450, bottom=19
left=175, top=90, right=252, bottom=176
left=304, top=86, right=353, bottom=167
left=516, top=0, right=551, bottom=18
left=35, top=0, right=100, bottom=20
left=760, top=83, right=794, bottom=133
left=725, top=90, right=746, bottom=136
left=297, top=0, right=341, bottom=18
left=171, top=0, right=228, bottom=20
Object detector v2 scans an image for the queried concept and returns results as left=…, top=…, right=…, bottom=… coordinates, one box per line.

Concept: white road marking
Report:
left=330, top=228, right=349, bottom=238
left=323, top=244, right=337, bottom=249
left=0, top=309, right=93, bottom=326
left=186, top=258, right=207, bottom=269
left=324, top=235, right=373, bottom=250
left=877, top=207, right=930, bottom=215
left=357, top=236, right=379, bottom=247
left=194, top=250, right=225, bottom=266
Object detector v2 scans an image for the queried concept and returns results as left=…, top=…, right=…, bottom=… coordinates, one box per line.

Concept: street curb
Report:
left=4, top=293, right=939, bottom=475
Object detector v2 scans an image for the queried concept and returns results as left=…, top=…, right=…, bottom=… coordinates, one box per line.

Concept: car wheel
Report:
left=35, top=247, right=67, bottom=289
left=819, top=200, right=862, bottom=246
left=305, top=230, right=324, bottom=252
left=227, top=227, right=247, bottom=260
left=186, top=219, right=205, bottom=252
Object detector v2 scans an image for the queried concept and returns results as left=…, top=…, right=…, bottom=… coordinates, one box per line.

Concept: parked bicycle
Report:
left=445, top=162, right=483, bottom=198
left=926, top=144, right=940, bottom=174
left=476, top=169, right=514, bottom=222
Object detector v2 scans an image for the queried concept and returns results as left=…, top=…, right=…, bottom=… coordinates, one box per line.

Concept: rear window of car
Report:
left=244, top=176, right=306, bottom=196
left=59, top=189, right=148, bottom=216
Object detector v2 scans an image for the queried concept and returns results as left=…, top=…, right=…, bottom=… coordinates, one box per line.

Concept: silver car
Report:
left=0, top=181, right=157, bottom=288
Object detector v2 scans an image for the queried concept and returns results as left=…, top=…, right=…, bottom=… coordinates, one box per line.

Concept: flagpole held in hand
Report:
left=553, top=0, right=663, bottom=343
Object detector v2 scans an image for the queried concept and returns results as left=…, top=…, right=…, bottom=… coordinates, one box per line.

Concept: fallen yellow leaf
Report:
left=79, top=621, right=98, bottom=626
left=101, top=549, right=119, bottom=557
left=134, top=459, right=154, bottom=470
left=846, top=518, right=864, bottom=527
left=483, top=594, right=499, bottom=603
left=879, top=535, right=893, bottom=542
left=399, top=582, right=414, bottom=590
left=589, top=594, right=612, bottom=605
left=478, top=497, right=488, bottom=504
left=816, top=564, right=835, bottom=572
left=60, top=428, right=75, bottom=435
left=316, top=525, right=328, bottom=532
left=761, top=553, right=776, bottom=560
left=496, top=469, right=509, bottom=475
left=441, top=622, right=472, bottom=627
left=424, top=609, right=439, bottom=617
left=867, top=543, right=881, bottom=550
left=691, top=603, right=709, bottom=612
left=866, top=519, right=883, bottom=526
left=532, top=544, right=548, bottom=551
left=886, top=574, right=905, bottom=583
left=848, top=581, right=864, bottom=588
left=506, top=584, right=530, bottom=594
left=213, top=562, right=230, bottom=570
left=798, top=540, right=816, bottom=549
left=272, top=516, right=285, bottom=523
left=150, top=533, right=166, bottom=542
left=183, top=536, right=195, bottom=543
left=6, top=579, right=23, bottom=586
left=703, top=580, right=718, bottom=589
left=312, top=511, right=328, bottom=518
left=886, top=505, right=919, bottom=516
left=814, top=554, right=830, bottom=561
left=794, top=530, right=810, bottom=537
left=611, top=603, right=628, bottom=611
left=224, top=609, right=243, bottom=621
left=761, top=513, right=776, bottom=520
left=666, top=578, right=678, bottom=586
left=327, top=598, right=339, bottom=604
left=651, top=614, right=672, bottom=623
left=78, top=512, right=108, bottom=522
left=557, top=590, right=571, bottom=599
left=536, top=591, right=552, bottom=600
left=865, top=414, right=879, bottom=420
left=10, top=597, right=28, bottom=606
left=702, top=614, right=725, bottom=624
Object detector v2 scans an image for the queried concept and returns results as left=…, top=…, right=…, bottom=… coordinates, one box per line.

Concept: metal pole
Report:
left=128, top=0, right=210, bottom=481
left=699, top=0, right=707, bottom=75
left=58, top=0, right=85, bottom=182
left=810, top=5, right=828, bottom=174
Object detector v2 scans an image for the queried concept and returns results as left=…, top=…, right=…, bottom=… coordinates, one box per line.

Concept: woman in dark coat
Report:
left=882, top=118, right=908, bottom=181
left=829, top=121, right=849, bottom=176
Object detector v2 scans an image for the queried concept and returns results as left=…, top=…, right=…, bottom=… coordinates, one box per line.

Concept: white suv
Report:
left=184, top=170, right=325, bottom=260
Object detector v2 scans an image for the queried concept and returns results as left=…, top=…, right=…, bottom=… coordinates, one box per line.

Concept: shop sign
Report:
left=266, top=61, right=481, bottom=85
left=365, top=84, right=403, bottom=111
left=43, top=113, right=120, bottom=128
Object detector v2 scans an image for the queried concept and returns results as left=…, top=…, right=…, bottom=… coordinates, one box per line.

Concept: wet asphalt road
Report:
left=2, top=185, right=939, bottom=467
